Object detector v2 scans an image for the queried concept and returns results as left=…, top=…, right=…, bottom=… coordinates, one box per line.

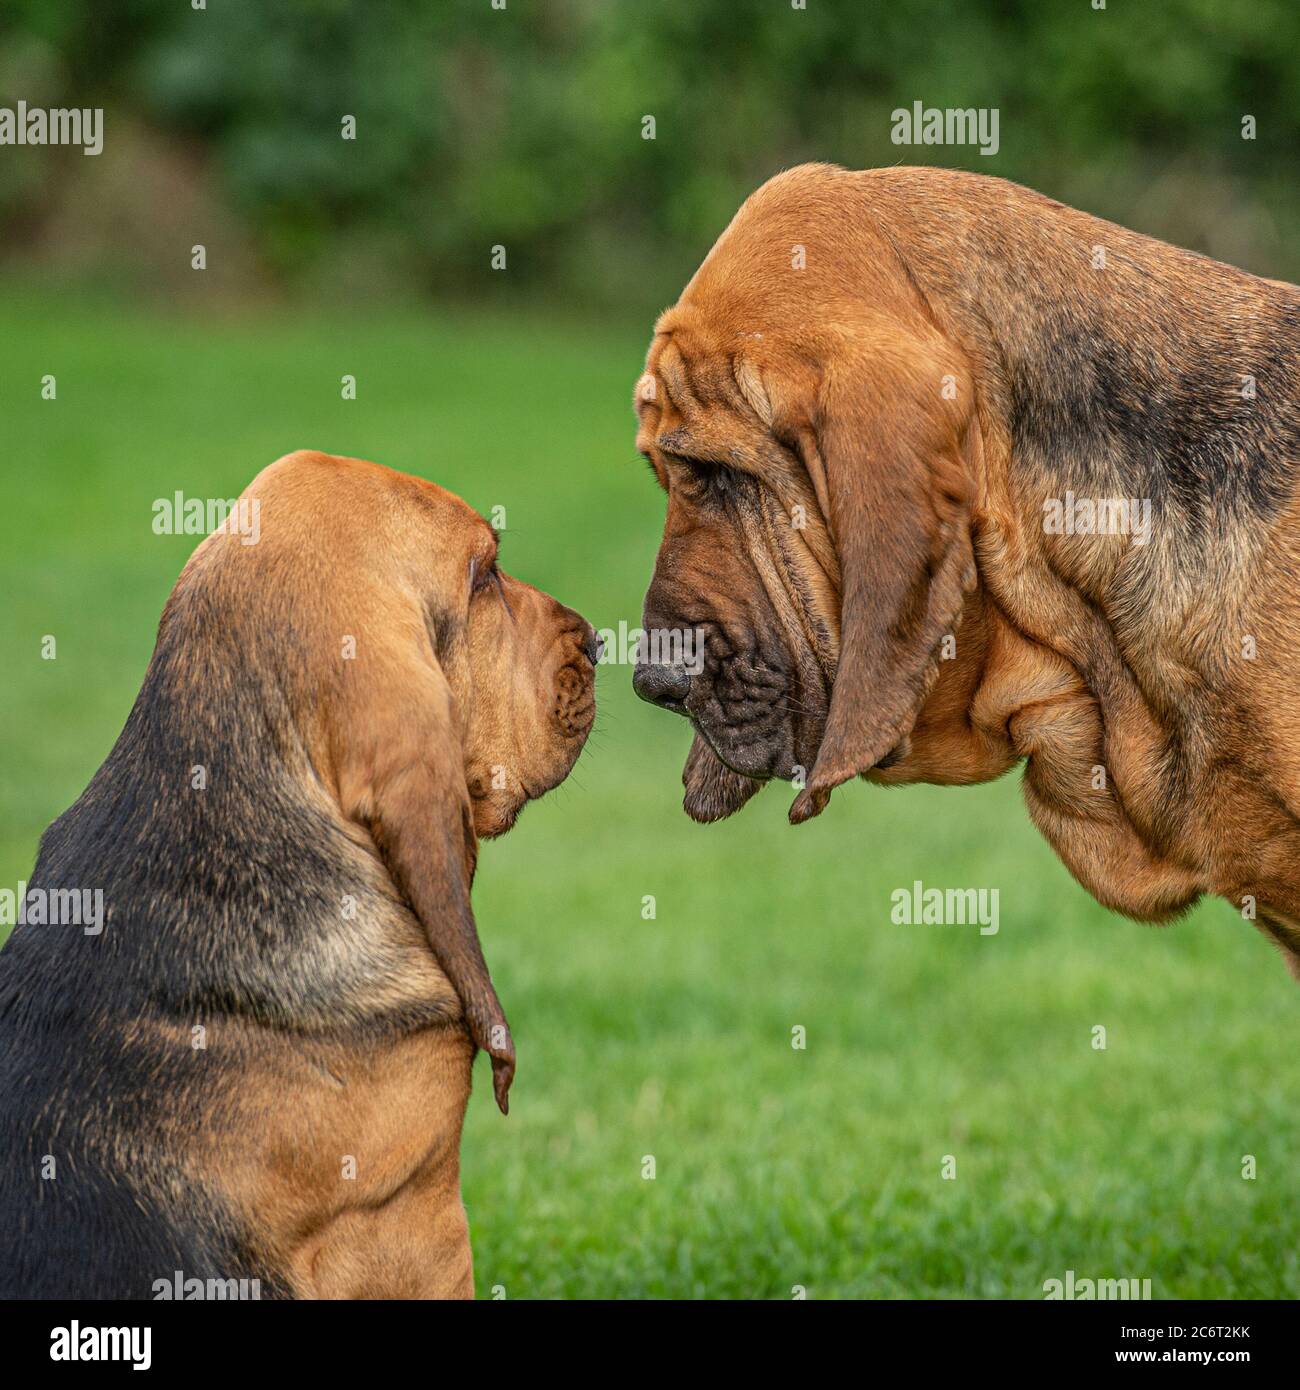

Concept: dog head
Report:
left=199, top=451, right=598, bottom=1110
left=632, top=164, right=980, bottom=824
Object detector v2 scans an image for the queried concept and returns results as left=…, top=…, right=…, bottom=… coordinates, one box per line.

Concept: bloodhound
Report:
left=633, top=163, right=1300, bottom=974
left=0, top=451, right=597, bottom=1299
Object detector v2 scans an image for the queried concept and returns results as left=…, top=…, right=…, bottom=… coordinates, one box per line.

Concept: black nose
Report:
left=633, top=661, right=692, bottom=710
left=582, top=627, right=603, bottom=665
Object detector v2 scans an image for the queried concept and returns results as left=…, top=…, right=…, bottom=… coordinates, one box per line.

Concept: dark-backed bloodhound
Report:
left=632, top=163, right=1300, bottom=975
left=0, top=451, right=597, bottom=1299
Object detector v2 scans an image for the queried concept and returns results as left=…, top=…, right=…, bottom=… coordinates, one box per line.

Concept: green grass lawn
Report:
left=2, top=294, right=1297, bottom=1299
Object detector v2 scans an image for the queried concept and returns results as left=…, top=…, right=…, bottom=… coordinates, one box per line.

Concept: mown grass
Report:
left=1, top=295, right=1296, bottom=1298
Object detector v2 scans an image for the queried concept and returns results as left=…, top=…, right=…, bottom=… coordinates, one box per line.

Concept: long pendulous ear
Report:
left=789, top=331, right=979, bottom=824
left=334, top=647, right=516, bottom=1114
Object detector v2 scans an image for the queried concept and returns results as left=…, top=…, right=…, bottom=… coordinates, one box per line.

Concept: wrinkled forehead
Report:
left=635, top=318, right=782, bottom=470
left=635, top=324, right=735, bottom=449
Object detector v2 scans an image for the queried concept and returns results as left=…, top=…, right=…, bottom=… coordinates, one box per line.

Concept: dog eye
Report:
left=470, top=558, right=498, bottom=596
left=680, top=457, right=734, bottom=500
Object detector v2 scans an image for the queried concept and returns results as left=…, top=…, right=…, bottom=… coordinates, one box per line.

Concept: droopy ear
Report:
left=789, top=335, right=978, bottom=823
left=334, top=644, right=516, bottom=1113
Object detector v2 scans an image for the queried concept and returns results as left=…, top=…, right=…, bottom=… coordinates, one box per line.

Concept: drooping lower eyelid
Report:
left=675, top=457, right=736, bottom=497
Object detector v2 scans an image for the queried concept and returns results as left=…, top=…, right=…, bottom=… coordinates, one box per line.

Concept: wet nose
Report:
left=582, top=626, right=603, bottom=665
left=633, top=660, right=692, bottom=710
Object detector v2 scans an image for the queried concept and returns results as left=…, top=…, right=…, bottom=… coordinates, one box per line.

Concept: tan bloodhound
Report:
left=632, top=163, right=1300, bottom=974
left=0, top=451, right=597, bottom=1298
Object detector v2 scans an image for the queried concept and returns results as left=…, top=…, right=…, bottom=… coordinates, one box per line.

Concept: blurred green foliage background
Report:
left=2, top=1, right=1298, bottom=1299
left=2, top=0, right=1298, bottom=309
